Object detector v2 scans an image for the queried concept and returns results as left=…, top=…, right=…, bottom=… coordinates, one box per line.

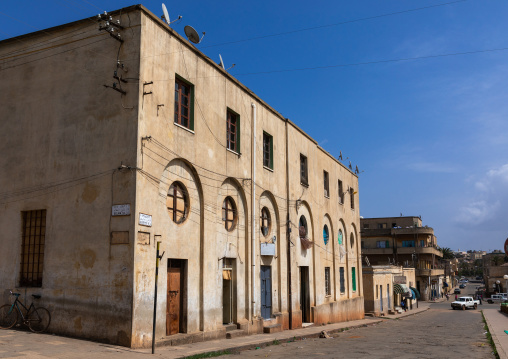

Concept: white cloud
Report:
left=455, top=163, right=508, bottom=226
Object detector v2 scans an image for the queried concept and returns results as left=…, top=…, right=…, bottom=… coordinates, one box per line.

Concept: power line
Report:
left=200, top=0, right=469, bottom=49
left=232, top=46, right=508, bottom=77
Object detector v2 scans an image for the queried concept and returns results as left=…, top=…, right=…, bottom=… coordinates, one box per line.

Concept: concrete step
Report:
left=263, top=323, right=282, bottom=334
left=223, top=324, right=237, bottom=333
left=226, top=329, right=247, bottom=339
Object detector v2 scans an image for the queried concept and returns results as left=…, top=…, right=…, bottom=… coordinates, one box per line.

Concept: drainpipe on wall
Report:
left=285, top=118, right=292, bottom=329
left=251, top=103, right=257, bottom=322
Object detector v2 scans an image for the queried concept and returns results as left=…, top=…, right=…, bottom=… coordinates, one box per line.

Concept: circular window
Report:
left=260, top=207, right=271, bottom=237
left=338, top=230, right=343, bottom=245
left=166, top=182, right=189, bottom=224
left=222, top=196, right=237, bottom=231
left=323, top=225, right=329, bottom=245
left=350, top=232, right=354, bottom=249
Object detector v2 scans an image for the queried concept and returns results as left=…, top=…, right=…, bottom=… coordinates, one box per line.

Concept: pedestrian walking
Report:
left=455, top=294, right=458, bottom=301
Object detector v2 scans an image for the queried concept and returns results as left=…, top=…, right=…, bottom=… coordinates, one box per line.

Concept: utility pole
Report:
left=152, top=241, right=165, bottom=354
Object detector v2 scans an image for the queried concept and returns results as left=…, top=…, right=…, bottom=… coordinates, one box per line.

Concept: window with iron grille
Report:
left=338, top=180, right=344, bottom=204
left=166, top=182, right=189, bottom=224
left=323, top=170, right=329, bottom=197
left=226, top=109, right=240, bottom=153
left=20, top=210, right=46, bottom=287
left=300, top=154, right=308, bottom=186
left=262, top=132, right=273, bottom=169
left=325, top=267, right=331, bottom=296
left=260, top=207, right=271, bottom=237
left=174, top=77, right=194, bottom=130
left=222, top=196, right=237, bottom=231
left=339, top=267, right=345, bottom=293
left=349, top=187, right=355, bottom=209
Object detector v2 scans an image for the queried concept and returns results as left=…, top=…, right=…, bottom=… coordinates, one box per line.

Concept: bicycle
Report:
left=0, top=291, right=51, bottom=333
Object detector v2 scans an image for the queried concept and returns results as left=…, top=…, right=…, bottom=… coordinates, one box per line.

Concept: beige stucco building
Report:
left=360, top=216, right=444, bottom=301
left=362, top=265, right=417, bottom=317
left=0, top=5, right=364, bottom=348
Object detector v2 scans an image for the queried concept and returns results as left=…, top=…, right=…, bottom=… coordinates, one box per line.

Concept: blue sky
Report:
left=2, top=0, right=507, bottom=252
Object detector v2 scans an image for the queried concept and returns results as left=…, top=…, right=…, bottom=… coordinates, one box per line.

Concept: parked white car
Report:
left=451, top=296, right=479, bottom=310
left=487, top=294, right=508, bottom=304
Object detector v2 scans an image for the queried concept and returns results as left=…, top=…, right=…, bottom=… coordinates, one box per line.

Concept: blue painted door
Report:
left=261, top=266, right=272, bottom=319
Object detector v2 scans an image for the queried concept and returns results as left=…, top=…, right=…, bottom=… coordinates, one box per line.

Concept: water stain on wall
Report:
left=81, top=182, right=99, bottom=203
left=80, top=249, right=96, bottom=269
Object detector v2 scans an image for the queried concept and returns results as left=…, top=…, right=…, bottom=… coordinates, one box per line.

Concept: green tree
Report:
left=440, top=247, right=454, bottom=260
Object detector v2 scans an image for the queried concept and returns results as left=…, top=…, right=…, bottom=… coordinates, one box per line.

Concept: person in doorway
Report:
left=400, top=300, right=405, bottom=312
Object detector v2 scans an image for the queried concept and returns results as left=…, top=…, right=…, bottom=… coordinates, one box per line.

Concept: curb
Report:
left=483, top=310, right=507, bottom=359
left=180, top=319, right=384, bottom=358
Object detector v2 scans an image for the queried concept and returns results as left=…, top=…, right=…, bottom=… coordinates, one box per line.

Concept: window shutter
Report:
left=269, top=135, right=273, bottom=169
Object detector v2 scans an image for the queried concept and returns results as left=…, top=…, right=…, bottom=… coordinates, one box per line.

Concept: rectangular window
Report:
left=339, top=267, right=345, bottom=293
left=392, top=223, right=397, bottom=228
left=226, top=109, right=240, bottom=153
left=20, top=210, right=46, bottom=287
left=323, top=171, right=329, bottom=197
left=386, top=240, right=390, bottom=248
left=377, top=223, right=387, bottom=229
left=325, top=267, right=331, bottom=296
left=300, top=154, right=308, bottom=185
left=376, top=285, right=379, bottom=299
left=376, top=241, right=386, bottom=248
left=350, top=187, right=355, bottom=210
left=363, top=223, right=369, bottom=229
left=338, top=180, right=344, bottom=204
left=352, top=267, right=357, bottom=292
left=262, top=132, right=273, bottom=169
left=174, top=76, right=194, bottom=130
left=402, top=240, right=415, bottom=247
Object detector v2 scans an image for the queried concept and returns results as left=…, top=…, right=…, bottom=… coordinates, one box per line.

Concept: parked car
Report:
left=454, top=288, right=461, bottom=294
left=459, top=284, right=466, bottom=289
left=487, top=294, right=508, bottom=304
left=451, top=296, right=480, bottom=310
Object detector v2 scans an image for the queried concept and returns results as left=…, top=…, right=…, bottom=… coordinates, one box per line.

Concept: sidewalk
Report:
left=482, top=307, right=508, bottom=359
left=0, top=304, right=430, bottom=359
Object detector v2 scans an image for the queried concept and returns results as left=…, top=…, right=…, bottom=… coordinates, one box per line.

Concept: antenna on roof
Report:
left=184, top=25, right=205, bottom=44
left=161, top=3, right=182, bottom=26
left=218, top=54, right=236, bottom=71
left=219, top=54, right=225, bottom=70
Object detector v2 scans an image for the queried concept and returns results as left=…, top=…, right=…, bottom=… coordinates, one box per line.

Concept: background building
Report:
left=360, top=216, right=444, bottom=301
left=0, top=5, right=363, bottom=348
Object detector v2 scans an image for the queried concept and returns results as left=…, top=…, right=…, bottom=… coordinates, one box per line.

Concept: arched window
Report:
left=166, top=182, right=189, bottom=224
left=350, top=232, right=355, bottom=249
left=323, top=225, right=329, bottom=245
left=299, top=216, right=307, bottom=238
left=260, top=207, right=271, bottom=237
left=222, top=196, right=237, bottom=231
left=338, top=229, right=343, bottom=245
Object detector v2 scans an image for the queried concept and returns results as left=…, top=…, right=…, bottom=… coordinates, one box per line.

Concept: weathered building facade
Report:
left=360, top=216, right=444, bottom=301
left=0, top=5, right=363, bottom=348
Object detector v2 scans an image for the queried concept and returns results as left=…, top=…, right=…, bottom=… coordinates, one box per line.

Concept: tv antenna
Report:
left=184, top=25, right=205, bottom=44
left=161, top=3, right=182, bottom=26
left=218, top=54, right=236, bottom=71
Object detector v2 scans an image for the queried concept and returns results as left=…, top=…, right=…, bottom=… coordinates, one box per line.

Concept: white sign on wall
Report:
left=261, top=243, right=275, bottom=256
left=139, top=213, right=152, bottom=227
left=112, top=204, right=130, bottom=216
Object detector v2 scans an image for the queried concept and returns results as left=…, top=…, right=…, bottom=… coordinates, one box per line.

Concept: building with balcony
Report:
left=360, top=216, right=444, bottom=301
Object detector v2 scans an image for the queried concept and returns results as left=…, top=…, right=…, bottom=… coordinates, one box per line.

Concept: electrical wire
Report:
left=200, top=0, right=469, bottom=50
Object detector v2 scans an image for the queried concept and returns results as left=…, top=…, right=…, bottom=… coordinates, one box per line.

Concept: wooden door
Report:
left=167, top=267, right=181, bottom=336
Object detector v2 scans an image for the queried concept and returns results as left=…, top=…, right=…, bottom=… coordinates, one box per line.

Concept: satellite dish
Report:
left=219, top=54, right=225, bottom=70
left=161, top=3, right=170, bottom=24
left=184, top=25, right=205, bottom=44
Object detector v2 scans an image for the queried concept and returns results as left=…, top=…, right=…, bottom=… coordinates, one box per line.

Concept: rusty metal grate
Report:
left=20, top=210, right=46, bottom=287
